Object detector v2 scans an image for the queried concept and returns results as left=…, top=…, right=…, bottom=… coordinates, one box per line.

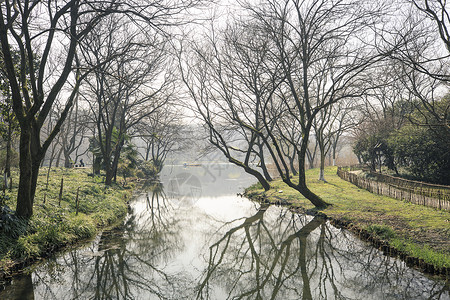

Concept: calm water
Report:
left=1, top=164, right=449, bottom=299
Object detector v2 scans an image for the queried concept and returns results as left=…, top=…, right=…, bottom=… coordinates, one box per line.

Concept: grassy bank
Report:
left=0, top=167, right=134, bottom=279
left=245, top=167, right=450, bottom=275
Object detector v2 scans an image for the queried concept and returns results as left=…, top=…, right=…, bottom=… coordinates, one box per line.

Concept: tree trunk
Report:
left=55, top=146, right=63, bottom=167
left=245, top=164, right=271, bottom=191
left=16, top=129, right=34, bottom=218
left=370, top=155, right=376, bottom=171
left=318, top=147, right=327, bottom=182
left=297, top=174, right=328, bottom=208
left=109, top=143, right=123, bottom=185
left=289, top=156, right=298, bottom=176
left=15, top=111, right=60, bottom=219
left=105, top=164, right=114, bottom=185
left=306, top=148, right=315, bottom=169
left=332, top=146, right=336, bottom=166
left=297, top=142, right=329, bottom=208
left=258, top=143, right=272, bottom=182
left=105, top=144, right=122, bottom=185
left=145, top=143, right=150, bottom=161
left=64, top=146, right=72, bottom=168
left=229, top=157, right=270, bottom=191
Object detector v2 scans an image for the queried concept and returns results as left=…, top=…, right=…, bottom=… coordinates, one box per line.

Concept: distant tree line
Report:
left=354, top=96, right=450, bottom=185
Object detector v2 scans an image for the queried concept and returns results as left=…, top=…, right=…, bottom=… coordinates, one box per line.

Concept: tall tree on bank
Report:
left=0, top=0, right=200, bottom=218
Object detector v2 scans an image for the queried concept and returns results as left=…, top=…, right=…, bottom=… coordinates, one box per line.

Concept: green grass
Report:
left=0, top=167, right=134, bottom=272
left=245, top=166, right=450, bottom=270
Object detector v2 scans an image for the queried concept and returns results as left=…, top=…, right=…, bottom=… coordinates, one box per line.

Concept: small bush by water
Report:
left=366, top=224, right=396, bottom=240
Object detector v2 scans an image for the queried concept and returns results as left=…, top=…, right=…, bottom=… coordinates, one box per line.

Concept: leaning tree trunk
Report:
left=297, top=143, right=329, bottom=208
left=229, top=157, right=270, bottom=191
left=244, top=164, right=271, bottom=191
left=259, top=124, right=328, bottom=208
left=297, top=171, right=328, bottom=207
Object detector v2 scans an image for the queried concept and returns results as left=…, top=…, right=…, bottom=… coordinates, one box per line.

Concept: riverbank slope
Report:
left=0, top=167, right=135, bottom=283
left=245, top=167, right=450, bottom=277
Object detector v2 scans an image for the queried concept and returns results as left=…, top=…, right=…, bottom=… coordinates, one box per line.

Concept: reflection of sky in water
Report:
left=1, top=164, right=448, bottom=299
left=160, top=164, right=257, bottom=197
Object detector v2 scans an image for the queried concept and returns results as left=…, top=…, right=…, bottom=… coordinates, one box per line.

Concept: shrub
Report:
left=138, top=161, right=159, bottom=178
left=366, top=224, right=396, bottom=240
left=136, top=170, right=145, bottom=179
left=0, top=205, right=27, bottom=239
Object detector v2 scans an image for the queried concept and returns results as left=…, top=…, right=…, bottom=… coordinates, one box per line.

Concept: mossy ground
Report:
left=0, top=167, right=134, bottom=277
left=245, top=166, right=450, bottom=271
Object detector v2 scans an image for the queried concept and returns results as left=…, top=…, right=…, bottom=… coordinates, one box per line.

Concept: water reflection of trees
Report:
left=32, top=181, right=189, bottom=300
left=196, top=206, right=449, bottom=299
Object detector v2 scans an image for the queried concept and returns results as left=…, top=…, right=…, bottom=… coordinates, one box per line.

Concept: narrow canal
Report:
left=1, top=164, right=449, bottom=299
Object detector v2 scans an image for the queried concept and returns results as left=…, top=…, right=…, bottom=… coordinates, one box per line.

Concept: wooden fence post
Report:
left=75, top=187, right=80, bottom=216
left=58, top=178, right=64, bottom=206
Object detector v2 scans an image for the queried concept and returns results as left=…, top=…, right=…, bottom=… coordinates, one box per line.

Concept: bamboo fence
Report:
left=337, top=167, right=450, bottom=210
